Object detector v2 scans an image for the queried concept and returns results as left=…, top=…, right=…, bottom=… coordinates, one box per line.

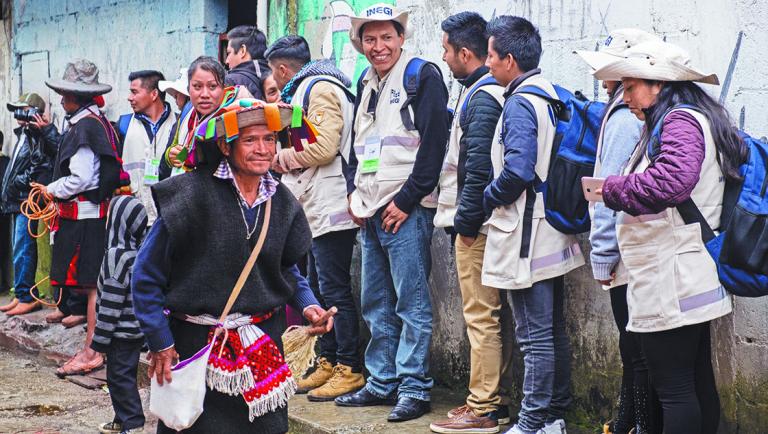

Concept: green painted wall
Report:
left=267, top=0, right=395, bottom=82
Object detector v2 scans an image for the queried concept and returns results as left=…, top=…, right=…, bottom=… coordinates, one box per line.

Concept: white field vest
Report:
left=616, top=108, right=731, bottom=333
left=349, top=53, right=438, bottom=218
left=434, top=73, right=504, bottom=230
left=589, top=90, right=631, bottom=289
left=122, top=113, right=176, bottom=224
left=281, top=75, right=357, bottom=238
left=481, top=74, right=585, bottom=290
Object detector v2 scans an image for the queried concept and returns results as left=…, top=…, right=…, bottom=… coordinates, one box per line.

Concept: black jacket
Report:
left=0, top=125, right=57, bottom=214
left=224, top=59, right=269, bottom=100
left=453, top=66, right=503, bottom=237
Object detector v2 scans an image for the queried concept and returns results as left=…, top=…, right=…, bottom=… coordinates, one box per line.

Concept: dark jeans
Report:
left=610, top=285, right=662, bottom=434
left=57, top=287, right=88, bottom=316
left=0, top=213, right=12, bottom=292
left=640, top=322, right=719, bottom=434
left=106, top=338, right=145, bottom=430
left=506, top=276, right=572, bottom=431
left=308, top=228, right=360, bottom=370
left=11, top=213, right=38, bottom=303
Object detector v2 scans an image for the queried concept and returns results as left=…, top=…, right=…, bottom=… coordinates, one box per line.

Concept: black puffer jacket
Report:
left=453, top=66, right=504, bottom=237
left=224, top=59, right=269, bottom=100
left=0, top=125, right=58, bottom=214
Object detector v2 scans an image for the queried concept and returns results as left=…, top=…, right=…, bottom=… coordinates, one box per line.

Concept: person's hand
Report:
left=597, top=272, right=616, bottom=286
left=29, top=113, right=51, bottom=130
left=381, top=201, right=409, bottom=234
left=29, top=182, right=52, bottom=201
left=303, top=306, right=337, bottom=336
left=459, top=234, right=476, bottom=248
left=168, top=145, right=185, bottom=168
left=347, top=195, right=365, bottom=227
left=271, top=154, right=287, bottom=174
left=147, top=347, right=179, bottom=386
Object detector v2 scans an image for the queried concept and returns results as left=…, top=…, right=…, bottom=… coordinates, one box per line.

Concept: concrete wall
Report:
left=6, top=0, right=228, bottom=130
left=269, top=0, right=768, bottom=431
left=1, top=0, right=14, bottom=155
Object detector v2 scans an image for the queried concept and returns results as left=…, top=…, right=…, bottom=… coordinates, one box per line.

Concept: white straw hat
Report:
left=349, top=3, right=413, bottom=54
left=593, top=40, right=719, bottom=85
left=574, top=28, right=662, bottom=72
left=158, top=68, right=189, bottom=96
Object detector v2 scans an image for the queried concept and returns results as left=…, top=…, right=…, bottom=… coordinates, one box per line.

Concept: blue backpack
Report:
left=515, top=85, right=606, bottom=236
left=357, top=58, right=450, bottom=129
left=650, top=106, right=768, bottom=297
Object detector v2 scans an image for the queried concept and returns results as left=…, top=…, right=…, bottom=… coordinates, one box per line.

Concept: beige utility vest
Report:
left=434, top=73, right=504, bottom=229
left=281, top=75, right=357, bottom=238
left=481, top=74, right=585, bottom=290
left=589, top=91, right=630, bottom=289
left=349, top=53, right=438, bottom=218
left=616, top=108, right=731, bottom=333
left=122, top=113, right=176, bottom=224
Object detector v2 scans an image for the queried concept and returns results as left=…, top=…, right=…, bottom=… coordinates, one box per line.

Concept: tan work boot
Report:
left=296, top=357, right=334, bottom=394
left=307, top=364, right=365, bottom=402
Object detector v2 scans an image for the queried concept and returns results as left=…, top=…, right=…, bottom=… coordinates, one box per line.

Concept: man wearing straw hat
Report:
left=132, top=100, right=335, bottom=433
left=337, top=3, right=450, bottom=423
left=36, top=58, right=125, bottom=377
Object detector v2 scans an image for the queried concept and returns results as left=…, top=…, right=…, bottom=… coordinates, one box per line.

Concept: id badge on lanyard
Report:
left=361, top=135, right=381, bottom=174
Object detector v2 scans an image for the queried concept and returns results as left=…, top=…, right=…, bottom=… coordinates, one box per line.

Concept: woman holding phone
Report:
left=577, top=29, right=662, bottom=434
left=593, top=40, right=745, bottom=434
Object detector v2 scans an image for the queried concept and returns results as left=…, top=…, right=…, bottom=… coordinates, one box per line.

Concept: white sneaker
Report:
left=503, top=425, right=528, bottom=434
left=540, top=419, right=567, bottom=434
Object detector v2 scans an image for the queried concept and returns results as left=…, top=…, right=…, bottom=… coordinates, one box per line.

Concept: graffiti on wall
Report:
left=269, top=0, right=395, bottom=81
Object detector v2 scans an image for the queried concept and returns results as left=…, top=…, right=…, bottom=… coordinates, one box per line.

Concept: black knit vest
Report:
left=151, top=166, right=311, bottom=316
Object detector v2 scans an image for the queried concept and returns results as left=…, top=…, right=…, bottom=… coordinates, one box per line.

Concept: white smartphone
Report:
left=582, top=177, right=606, bottom=202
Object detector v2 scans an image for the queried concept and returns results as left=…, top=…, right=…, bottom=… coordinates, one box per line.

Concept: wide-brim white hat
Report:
left=349, top=3, right=413, bottom=54
left=158, top=68, right=189, bottom=96
left=593, top=40, right=719, bottom=85
left=574, top=28, right=662, bottom=72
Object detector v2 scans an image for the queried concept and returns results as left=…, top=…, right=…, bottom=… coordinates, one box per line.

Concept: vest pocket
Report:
left=487, top=204, right=520, bottom=233
left=623, top=244, right=664, bottom=320
left=673, top=223, right=722, bottom=310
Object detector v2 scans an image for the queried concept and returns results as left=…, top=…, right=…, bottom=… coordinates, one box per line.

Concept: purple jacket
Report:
left=603, top=111, right=705, bottom=216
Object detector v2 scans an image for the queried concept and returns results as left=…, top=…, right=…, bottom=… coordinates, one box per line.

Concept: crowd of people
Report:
left=0, top=3, right=752, bottom=434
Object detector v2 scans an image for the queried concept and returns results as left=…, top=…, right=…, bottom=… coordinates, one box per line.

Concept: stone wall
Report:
left=6, top=0, right=228, bottom=127
left=269, top=0, right=768, bottom=431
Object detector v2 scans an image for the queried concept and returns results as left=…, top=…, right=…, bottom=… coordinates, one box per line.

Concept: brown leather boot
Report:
left=0, top=298, right=19, bottom=312
left=307, top=364, right=365, bottom=402
left=296, top=357, right=333, bottom=394
left=6, top=301, right=41, bottom=316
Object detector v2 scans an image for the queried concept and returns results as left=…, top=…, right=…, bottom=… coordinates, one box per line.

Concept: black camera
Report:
left=13, top=107, right=39, bottom=122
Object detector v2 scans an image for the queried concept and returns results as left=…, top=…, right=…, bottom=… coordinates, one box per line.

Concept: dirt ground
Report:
left=0, top=347, right=156, bottom=434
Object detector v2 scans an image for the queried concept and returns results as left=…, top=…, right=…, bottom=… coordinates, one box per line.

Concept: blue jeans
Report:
left=308, top=228, right=361, bottom=370
left=361, top=205, right=435, bottom=401
left=507, top=276, right=572, bottom=431
left=12, top=213, right=37, bottom=303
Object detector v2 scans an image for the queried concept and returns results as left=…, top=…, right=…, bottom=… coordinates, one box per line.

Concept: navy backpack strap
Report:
left=400, top=58, right=444, bottom=131
left=117, top=114, right=132, bottom=140
left=514, top=85, right=568, bottom=121
left=519, top=184, right=537, bottom=258
left=459, top=76, right=499, bottom=125
left=302, top=77, right=355, bottom=113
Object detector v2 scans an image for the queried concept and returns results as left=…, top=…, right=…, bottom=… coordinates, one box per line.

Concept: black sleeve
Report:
left=454, top=90, right=502, bottom=237
left=392, top=65, right=450, bottom=213
left=39, top=124, right=62, bottom=159
left=344, top=84, right=364, bottom=195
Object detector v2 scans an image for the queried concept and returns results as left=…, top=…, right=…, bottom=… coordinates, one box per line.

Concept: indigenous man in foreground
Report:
left=132, top=101, right=334, bottom=433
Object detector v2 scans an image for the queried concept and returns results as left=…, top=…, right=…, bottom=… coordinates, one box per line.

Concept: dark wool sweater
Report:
left=150, top=166, right=312, bottom=317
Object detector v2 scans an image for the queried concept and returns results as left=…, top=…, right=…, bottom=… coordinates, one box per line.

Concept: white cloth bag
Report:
left=149, top=342, right=213, bottom=431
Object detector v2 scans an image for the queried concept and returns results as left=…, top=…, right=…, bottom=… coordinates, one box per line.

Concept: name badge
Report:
left=361, top=136, right=381, bottom=173
left=144, top=159, right=160, bottom=185
left=170, top=166, right=185, bottom=178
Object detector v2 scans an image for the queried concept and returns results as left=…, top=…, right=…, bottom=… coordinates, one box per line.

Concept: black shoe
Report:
left=335, top=388, right=396, bottom=407
left=488, top=405, right=511, bottom=425
left=387, top=397, right=431, bottom=422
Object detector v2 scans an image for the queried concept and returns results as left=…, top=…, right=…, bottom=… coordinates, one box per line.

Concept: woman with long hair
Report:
left=577, top=29, right=663, bottom=434
left=594, top=40, right=746, bottom=434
